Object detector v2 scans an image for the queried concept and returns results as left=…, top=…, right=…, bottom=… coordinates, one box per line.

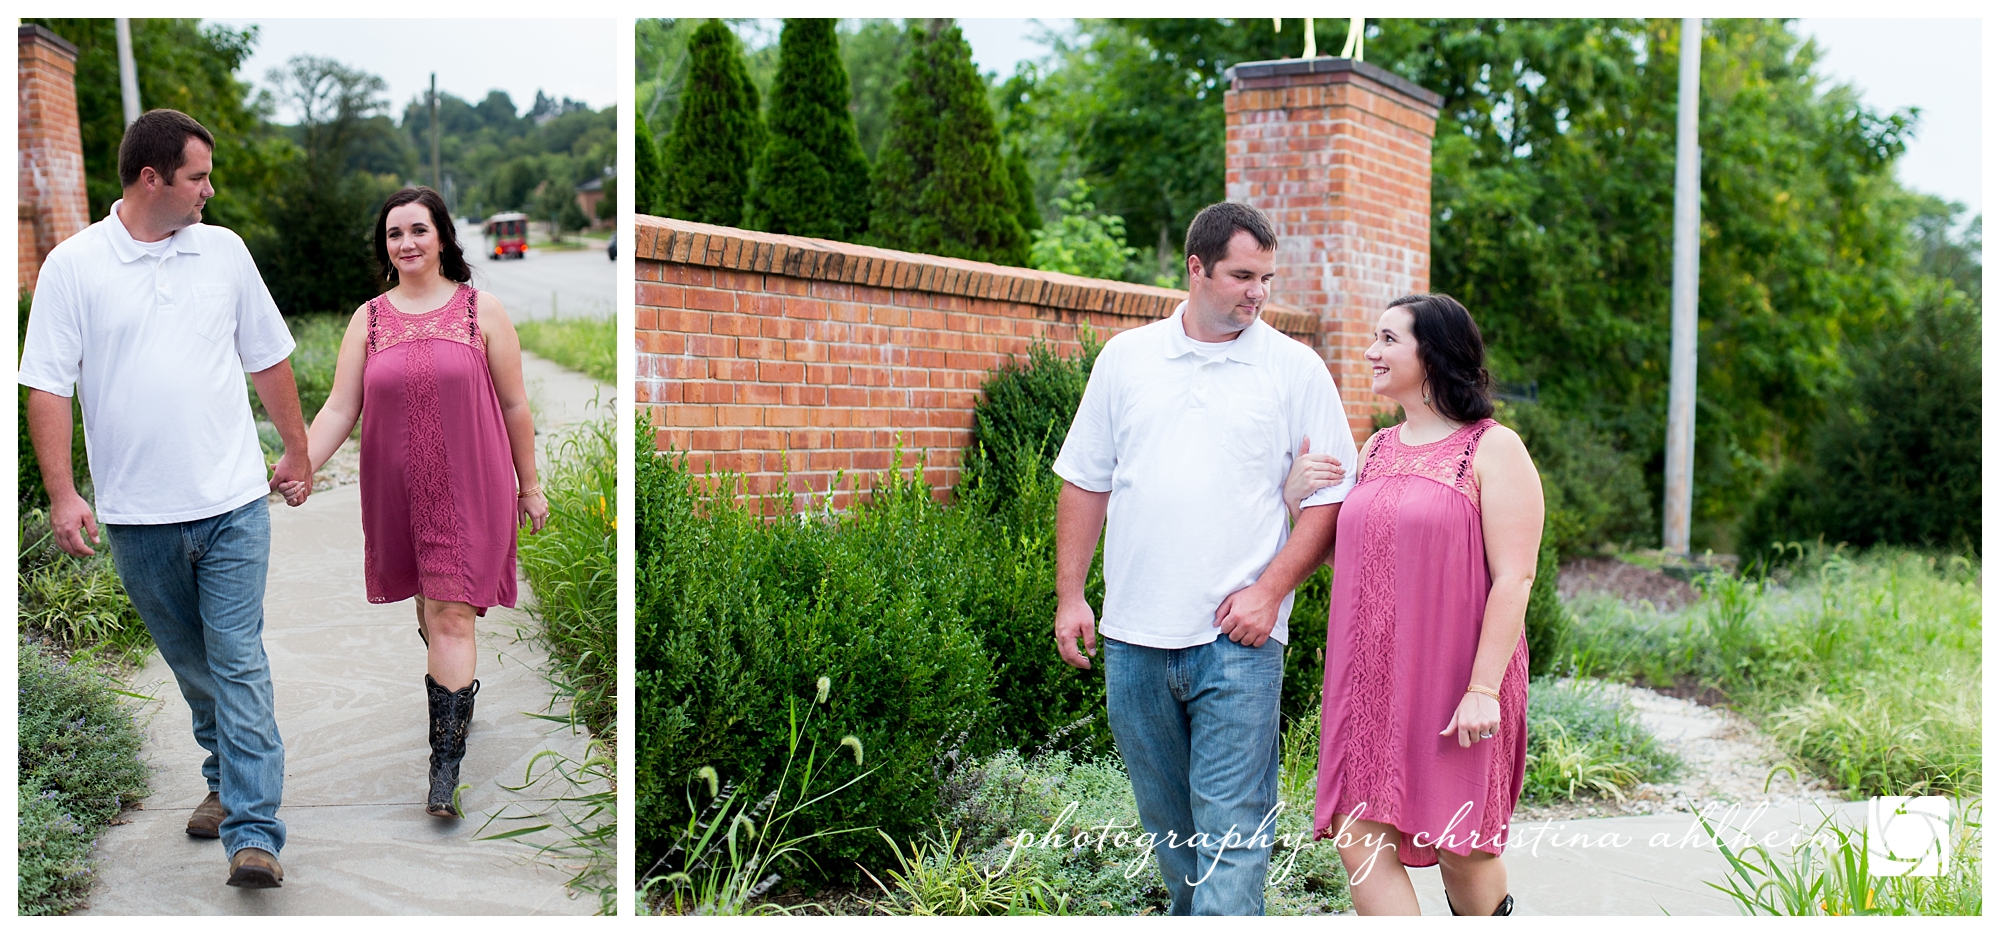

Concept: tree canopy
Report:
left=660, top=19, right=763, bottom=227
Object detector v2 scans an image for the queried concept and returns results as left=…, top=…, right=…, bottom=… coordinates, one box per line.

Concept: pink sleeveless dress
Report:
left=359, top=283, right=518, bottom=614
left=1313, top=419, right=1528, bottom=867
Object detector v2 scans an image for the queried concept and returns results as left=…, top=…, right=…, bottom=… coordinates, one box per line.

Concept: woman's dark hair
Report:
left=1389, top=292, right=1493, bottom=423
left=374, top=186, right=471, bottom=285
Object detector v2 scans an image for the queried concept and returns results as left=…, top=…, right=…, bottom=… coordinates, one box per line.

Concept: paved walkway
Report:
left=1403, top=800, right=1870, bottom=915
left=81, top=352, right=612, bottom=915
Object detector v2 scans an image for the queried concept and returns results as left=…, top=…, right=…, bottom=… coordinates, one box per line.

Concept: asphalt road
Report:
left=463, top=232, right=615, bottom=322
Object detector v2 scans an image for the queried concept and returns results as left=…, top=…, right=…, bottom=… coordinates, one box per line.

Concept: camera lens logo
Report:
left=1867, top=796, right=1950, bottom=877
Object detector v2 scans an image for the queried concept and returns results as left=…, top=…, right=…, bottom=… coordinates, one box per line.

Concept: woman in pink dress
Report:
left=283, top=186, right=549, bottom=818
left=1282, top=293, right=1544, bottom=915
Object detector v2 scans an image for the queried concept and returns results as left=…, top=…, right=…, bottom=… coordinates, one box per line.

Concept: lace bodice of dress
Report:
left=1356, top=419, right=1499, bottom=511
left=367, top=284, right=484, bottom=356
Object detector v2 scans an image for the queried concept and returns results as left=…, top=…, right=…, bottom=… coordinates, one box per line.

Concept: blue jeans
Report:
left=105, top=498, right=285, bottom=858
left=1104, top=634, right=1285, bottom=915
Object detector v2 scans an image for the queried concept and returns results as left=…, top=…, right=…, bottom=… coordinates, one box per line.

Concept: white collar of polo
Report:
left=1163, top=300, right=1266, bottom=366
left=105, top=199, right=205, bottom=265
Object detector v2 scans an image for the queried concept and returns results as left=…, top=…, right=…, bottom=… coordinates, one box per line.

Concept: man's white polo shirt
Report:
left=19, top=201, right=295, bottom=524
left=1054, top=302, right=1359, bottom=649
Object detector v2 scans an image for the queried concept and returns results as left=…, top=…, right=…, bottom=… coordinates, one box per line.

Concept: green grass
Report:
left=518, top=409, right=617, bottom=741
left=513, top=408, right=618, bottom=914
left=1703, top=802, right=1981, bottom=915
left=1523, top=678, right=1681, bottom=802
left=1559, top=545, right=1981, bottom=798
left=17, top=637, right=151, bottom=915
left=517, top=315, right=615, bottom=383
left=16, top=509, right=151, bottom=667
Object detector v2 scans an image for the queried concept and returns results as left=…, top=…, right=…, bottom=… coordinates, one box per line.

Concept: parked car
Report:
left=608, top=231, right=617, bottom=261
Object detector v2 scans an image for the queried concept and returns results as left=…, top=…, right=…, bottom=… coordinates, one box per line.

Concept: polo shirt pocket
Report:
left=188, top=283, right=238, bottom=344
left=1221, top=394, right=1283, bottom=473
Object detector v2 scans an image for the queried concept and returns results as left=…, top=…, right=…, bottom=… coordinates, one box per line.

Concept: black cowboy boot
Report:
left=425, top=674, right=480, bottom=817
left=1447, top=893, right=1514, bottom=916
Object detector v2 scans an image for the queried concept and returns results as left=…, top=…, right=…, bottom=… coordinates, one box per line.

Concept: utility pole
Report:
left=115, top=18, right=141, bottom=126
left=429, top=73, right=442, bottom=195
left=1663, top=17, right=1702, bottom=557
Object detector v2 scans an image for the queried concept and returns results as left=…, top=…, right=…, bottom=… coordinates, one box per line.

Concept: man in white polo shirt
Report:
left=1053, top=201, right=1357, bottom=915
left=20, top=108, right=312, bottom=889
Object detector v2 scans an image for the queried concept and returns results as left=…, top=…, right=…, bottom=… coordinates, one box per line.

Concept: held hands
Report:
left=1054, top=597, right=1098, bottom=669
left=1284, top=436, right=1346, bottom=518
left=49, top=490, right=101, bottom=557
left=270, top=449, right=313, bottom=508
left=1213, top=582, right=1281, bottom=647
left=1440, top=689, right=1503, bottom=748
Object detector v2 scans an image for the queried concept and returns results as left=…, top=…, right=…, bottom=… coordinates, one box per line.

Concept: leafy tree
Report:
left=1029, top=179, right=1135, bottom=280
left=1014, top=18, right=1926, bottom=546
left=746, top=19, right=873, bottom=240
left=1006, top=147, right=1041, bottom=234
left=252, top=55, right=398, bottom=315
left=635, top=111, right=666, bottom=215
left=661, top=20, right=762, bottom=227
left=27, top=18, right=284, bottom=238
left=597, top=176, right=618, bottom=222
left=870, top=19, right=1028, bottom=266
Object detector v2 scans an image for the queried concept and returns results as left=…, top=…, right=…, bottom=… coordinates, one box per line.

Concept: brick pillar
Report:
left=19, top=24, right=90, bottom=295
left=1224, top=57, right=1442, bottom=442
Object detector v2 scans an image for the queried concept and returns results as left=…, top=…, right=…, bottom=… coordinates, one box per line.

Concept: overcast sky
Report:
left=205, top=19, right=618, bottom=124
left=958, top=18, right=1982, bottom=217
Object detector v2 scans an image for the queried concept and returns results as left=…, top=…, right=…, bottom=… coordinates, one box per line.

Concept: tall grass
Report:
left=517, top=315, right=615, bottom=383
left=1560, top=545, right=1981, bottom=797
left=517, top=410, right=617, bottom=740
left=1523, top=679, right=1681, bottom=802
left=1702, top=803, right=1981, bottom=915
left=16, top=509, right=150, bottom=667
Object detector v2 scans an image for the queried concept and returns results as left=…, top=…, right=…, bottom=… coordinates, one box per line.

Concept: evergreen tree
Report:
left=869, top=20, right=1028, bottom=266
left=635, top=112, right=666, bottom=215
left=747, top=19, right=873, bottom=240
left=1006, top=147, right=1040, bottom=234
left=661, top=20, right=761, bottom=227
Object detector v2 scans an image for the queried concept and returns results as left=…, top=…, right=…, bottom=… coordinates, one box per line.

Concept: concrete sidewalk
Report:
left=1400, top=799, right=1871, bottom=916
left=80, top=352, right=613, bottom=915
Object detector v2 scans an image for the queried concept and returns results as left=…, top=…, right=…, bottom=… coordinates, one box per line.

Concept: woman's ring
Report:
left=1480, top=731, right=1493, bottom=739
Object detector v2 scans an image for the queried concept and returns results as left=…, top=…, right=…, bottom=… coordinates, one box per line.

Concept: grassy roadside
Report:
left=517, top=315, right=615, bottom=384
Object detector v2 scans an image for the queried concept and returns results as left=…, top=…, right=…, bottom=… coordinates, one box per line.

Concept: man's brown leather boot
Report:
left=186, top=791, right=226, bottom=838
left=226, top=847, right=284, bottom=888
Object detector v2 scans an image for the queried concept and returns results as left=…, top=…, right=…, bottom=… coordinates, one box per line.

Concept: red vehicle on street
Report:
left=484, top=212, right=529, bottom=260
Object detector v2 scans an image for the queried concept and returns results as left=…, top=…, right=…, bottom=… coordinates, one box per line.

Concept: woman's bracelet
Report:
left=517, top=484, right=543, bottom=498
left=1465, top=684, right=1501, bottom=702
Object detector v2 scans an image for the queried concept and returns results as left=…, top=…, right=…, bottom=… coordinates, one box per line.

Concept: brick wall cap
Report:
left=19, top=24, right=79, bottom=59
left=1224, top=56, right=1443, bottom=109
left=635, top=214, right=1314, bottom=336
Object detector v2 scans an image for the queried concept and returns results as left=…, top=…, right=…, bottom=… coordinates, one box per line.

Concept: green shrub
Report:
left=635, top=112, right=666, bottom=215
left=958, top=336, right=1097, bottom=512
left=636, top=424, right=997, bottom=885
left=1523, top=541, right=1573, bottom=678
left=1028, top=180, right=1138, bottom=281
left=518, top=411, right=616, bottom=739
left=1497, top=400, right=1655, bottom=556
left=1740, top=295, right=1981, bottom=557
left=18, top=637, right=150, bottom=915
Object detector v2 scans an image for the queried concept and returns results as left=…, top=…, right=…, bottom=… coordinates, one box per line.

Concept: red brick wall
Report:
left=18, top=25, right=90, bottom=295
left=1225, top=58, right=1442, bottom=438
left=635, top=216, right=1321, bottom=508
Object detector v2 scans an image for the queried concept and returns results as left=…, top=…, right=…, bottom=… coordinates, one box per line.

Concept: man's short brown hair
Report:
left=1183, top=201, right=1277, bottom=276
left=118, top=109, right=216, bottom=187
